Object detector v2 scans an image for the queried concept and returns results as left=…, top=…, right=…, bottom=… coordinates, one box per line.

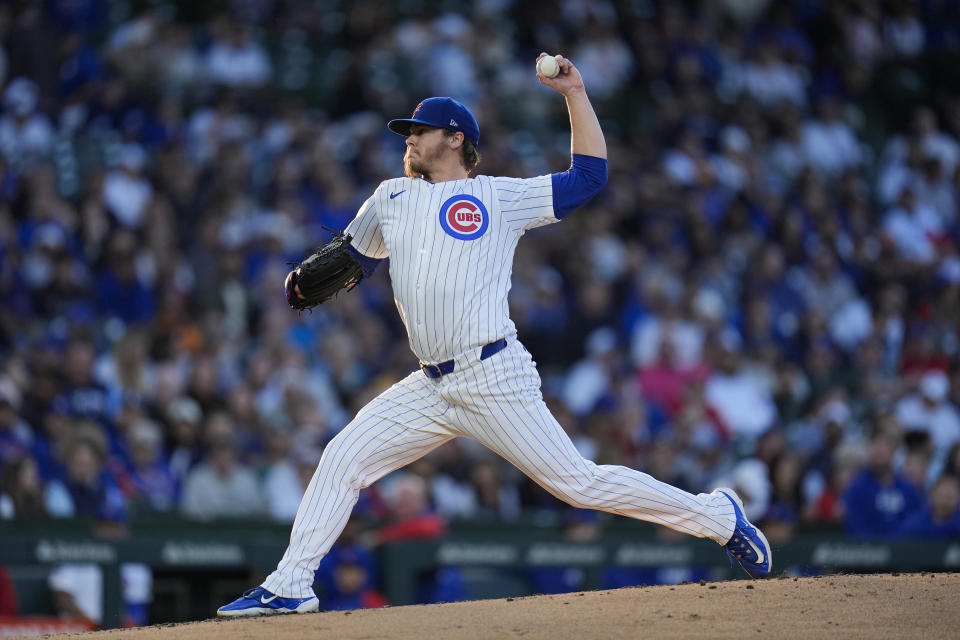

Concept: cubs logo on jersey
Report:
left=438, top=194, right=489, bottom=241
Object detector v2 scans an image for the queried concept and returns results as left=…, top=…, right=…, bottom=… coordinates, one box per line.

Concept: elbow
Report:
left=552, top=157, right=609, bottom=218
left=574, top=154, right=608, bottom=197
left=592, top=164, right=608, bottom=193
left=582, top=163, right=607, bottom=200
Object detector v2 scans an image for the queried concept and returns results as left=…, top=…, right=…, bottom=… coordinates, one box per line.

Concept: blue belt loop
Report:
left=421, top=360, right=455, bottom=379
left=480, top=338, right=508, bottom=361
left=421, top=338, right=507, bottom=379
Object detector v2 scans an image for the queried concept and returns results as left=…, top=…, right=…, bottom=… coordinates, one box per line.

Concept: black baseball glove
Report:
left=286, top=232, right=365, bottom=310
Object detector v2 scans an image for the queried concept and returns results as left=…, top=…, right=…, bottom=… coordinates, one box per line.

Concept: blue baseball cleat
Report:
left=715, top=488, right=772, bottom=579
left=217, top=586, right=319, bottom=617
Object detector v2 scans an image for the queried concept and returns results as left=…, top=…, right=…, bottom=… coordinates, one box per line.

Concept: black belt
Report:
left=421, top=338, right=508, bottom=379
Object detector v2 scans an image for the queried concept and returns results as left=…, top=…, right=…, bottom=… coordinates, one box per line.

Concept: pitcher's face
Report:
left=403, top=124, right=449, bottom=179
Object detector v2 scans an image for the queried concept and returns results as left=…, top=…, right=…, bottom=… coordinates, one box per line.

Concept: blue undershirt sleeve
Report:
left=550, top=153, right=608, bottom=219
left=347, top=244, right=384, bottom=278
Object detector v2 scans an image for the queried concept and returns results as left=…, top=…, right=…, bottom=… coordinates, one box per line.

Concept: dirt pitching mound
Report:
left=48, top=573, right=960, bottom=640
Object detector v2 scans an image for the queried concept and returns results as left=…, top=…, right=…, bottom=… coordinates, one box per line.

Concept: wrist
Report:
left=562, top=85, right=587, bottom=98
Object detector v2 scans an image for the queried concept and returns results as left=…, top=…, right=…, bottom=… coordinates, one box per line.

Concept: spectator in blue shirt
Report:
left=94, top=230, right=155, bottom=326
left=59, top=337, right=112, bottom=426
left=844, top=429, right=924, bottom=538
left=899, top=474, right=960, bottom=539
left=44, top=424, right=127, bottom=523
left=314, top=545, right=387, bottom=611
left=126, top=419, right=178, bottom=514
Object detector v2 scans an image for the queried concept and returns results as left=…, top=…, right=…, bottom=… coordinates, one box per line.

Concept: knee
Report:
left=317, top=437, right=364, bottom=490
left=555, top=465, right=601, bottom=509
left=563, top=492, right=594, bottom=510
left=551, top=477, right=594, bottom=509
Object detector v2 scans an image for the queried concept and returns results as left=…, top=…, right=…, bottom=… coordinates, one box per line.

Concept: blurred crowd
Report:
left=1, top=0, right=960, bottom=595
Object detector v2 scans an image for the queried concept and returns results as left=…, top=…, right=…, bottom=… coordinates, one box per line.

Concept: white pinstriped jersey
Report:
left=345, top=174, right=556, bottom=364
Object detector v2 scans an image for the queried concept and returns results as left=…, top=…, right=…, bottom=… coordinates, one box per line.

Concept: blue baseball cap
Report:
left=388, top=97, right=480, bottom=146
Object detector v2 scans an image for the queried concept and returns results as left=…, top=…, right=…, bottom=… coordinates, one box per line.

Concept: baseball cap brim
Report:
left=387, top=118, right=440, bottom=137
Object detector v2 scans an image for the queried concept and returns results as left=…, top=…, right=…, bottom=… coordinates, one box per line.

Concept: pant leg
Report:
left=443, top=341, right=736, bottom=545
left=262, top=371, right=454, bottom=598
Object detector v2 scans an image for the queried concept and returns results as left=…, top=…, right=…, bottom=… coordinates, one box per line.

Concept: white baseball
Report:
left=537, top=55, right=560, bottom=78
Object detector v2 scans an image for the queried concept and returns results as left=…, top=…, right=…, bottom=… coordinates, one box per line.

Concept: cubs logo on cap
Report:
left=438, top=194, right=488, bottom=241
left=388, top=97, right=480, bottom=146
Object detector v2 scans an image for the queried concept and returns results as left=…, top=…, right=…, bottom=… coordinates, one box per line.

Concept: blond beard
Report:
left=403, top=141, right=445, bottom=180
left=403, top=156, right=424, bottom=179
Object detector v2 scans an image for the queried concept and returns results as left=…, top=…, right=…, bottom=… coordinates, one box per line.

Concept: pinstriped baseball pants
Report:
left=262, top=339, right=736, bottom=598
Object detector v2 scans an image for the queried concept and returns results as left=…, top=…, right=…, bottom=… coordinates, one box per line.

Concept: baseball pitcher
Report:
left=218, top=54, right=771, bottom=617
